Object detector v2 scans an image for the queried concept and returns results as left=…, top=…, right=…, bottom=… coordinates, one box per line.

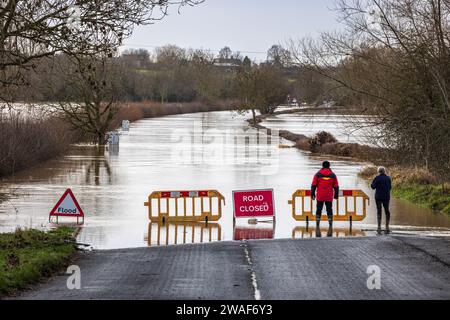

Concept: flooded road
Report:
left=1, top=111, right=449, bottom=249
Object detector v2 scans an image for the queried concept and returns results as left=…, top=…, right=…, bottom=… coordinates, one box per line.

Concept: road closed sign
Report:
left=49, top=189, right=85, bottom=224
left=233, top=189, right=275, bottom=219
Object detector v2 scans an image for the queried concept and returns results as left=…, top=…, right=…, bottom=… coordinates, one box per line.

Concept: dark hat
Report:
left=322, top=161, right=331, bottom=169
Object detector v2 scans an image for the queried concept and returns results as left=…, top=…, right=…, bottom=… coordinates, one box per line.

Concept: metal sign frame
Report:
left=49, top=188, right=85, bottom=224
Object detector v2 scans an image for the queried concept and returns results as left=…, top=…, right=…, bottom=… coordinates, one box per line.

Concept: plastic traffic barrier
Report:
left=144, top=190, right=225, bottom=223
left=288, top=189, right=370, bottom=222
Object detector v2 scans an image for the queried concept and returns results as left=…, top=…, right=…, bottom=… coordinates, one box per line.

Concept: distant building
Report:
left=121, top=50, right=150, bottom=69
left=213, top=58, right=242, bottom=71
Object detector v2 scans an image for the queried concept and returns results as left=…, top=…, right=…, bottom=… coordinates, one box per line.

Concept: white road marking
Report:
left=243, top=242, right=261, bottom=300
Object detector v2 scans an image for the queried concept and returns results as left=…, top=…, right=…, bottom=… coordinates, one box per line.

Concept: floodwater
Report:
left=1, top=111, right=449, bottom=249
left=262, top=113, right=380, bottom=145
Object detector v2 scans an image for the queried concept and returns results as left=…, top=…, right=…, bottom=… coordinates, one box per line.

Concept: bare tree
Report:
left=236, top=63, right=288, bottom=123
left=188, top=49, right=220, bottom=102
left=289, top=0, right=450, bottom=179
left=0, top=0, right=203, bottom=102
left=267, top=44, right=291, bottom=67
left=153, top=45, right=187, bottom=103
left=47, top=53, right=123, bottom=144
left=218, top=46, right=232, bottom=60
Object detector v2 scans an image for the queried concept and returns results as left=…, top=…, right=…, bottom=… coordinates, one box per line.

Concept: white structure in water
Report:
left=107, top=131, right=120, bottom=145
left=122, top=120, right=130, bottom=131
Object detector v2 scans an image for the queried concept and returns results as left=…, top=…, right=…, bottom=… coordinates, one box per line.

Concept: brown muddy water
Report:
left=1, top=111, right=449, bottom=249
left=261, top=113, right=380, bottom=146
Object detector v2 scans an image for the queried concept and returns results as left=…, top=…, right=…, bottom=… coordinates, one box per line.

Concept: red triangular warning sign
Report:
left=50, top=188, right=85, bottom=217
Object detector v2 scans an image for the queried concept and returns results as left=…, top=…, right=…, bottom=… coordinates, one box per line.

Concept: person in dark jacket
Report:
left=371, top=166, right=392, bottom=234
left=311, top=161, right=339, bottom=234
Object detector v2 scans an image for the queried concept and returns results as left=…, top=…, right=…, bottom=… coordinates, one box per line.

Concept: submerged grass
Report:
left=0, top=114, right=83, bottom=178
left=392, top=184, right=450, bottom=214
left=112, top=100, right=240, bottom=128
left=0, top=227, right=77, bottom=297
left=250, top=110, right=388, bottom=164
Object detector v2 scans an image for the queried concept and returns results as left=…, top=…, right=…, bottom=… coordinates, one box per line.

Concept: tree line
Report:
left=16, top=44, right=298, bottom=104
left=8, top=44, right=296, bottom=141
left=2, top=0, right=448, bottom=181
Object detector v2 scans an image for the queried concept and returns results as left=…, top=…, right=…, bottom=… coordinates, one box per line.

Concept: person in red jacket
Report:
left=311, top=161, right=339, bottom=231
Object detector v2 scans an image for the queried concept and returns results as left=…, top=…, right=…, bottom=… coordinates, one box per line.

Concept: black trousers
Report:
left=376, top=199, right=391, bottom=226
left=316, top=201, right=333, bottom=221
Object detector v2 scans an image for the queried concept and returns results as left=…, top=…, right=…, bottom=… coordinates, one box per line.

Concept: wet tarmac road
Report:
left=15, top=235, right=450, bottom=300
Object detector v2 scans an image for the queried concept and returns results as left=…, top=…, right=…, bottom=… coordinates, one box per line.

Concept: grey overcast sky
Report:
left=121, top=0, right=342, bottom=61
